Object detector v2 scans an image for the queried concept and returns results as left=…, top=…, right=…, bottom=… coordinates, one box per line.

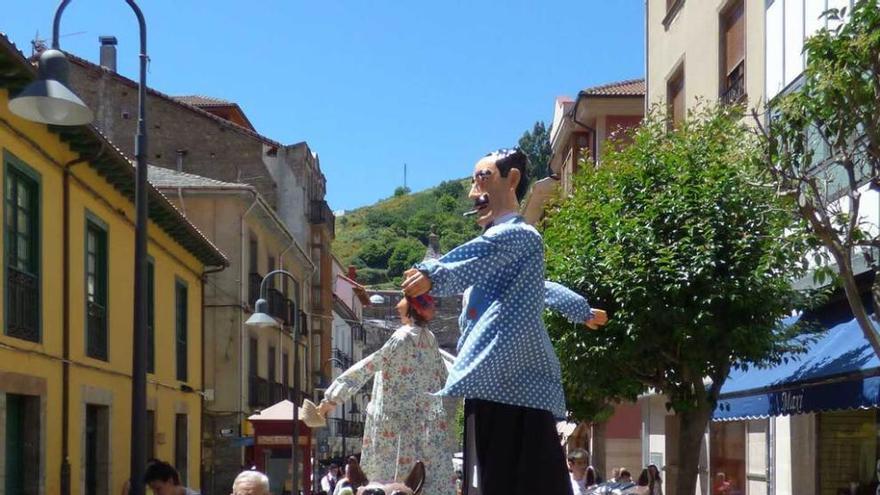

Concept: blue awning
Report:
left=714, top=311, right=880, bottom=421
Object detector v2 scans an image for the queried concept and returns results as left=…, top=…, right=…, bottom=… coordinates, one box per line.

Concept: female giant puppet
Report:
left=316, top=294, right=457, bottom=495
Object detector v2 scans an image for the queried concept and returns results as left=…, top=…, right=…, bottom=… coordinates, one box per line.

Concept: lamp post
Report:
left=247, top=269, right=303, bottom=494
left=8, top=2, right=150, bottom=494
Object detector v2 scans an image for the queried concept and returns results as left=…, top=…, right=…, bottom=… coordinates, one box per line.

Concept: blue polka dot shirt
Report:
left=415, top=215, right=592, bottom=419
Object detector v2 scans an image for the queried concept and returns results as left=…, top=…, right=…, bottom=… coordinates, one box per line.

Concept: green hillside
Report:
left=333, top=179, right=481, bottom=288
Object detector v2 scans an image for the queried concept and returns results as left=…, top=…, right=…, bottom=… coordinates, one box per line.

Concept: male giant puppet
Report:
left=402, top=149, right=607, bottom=495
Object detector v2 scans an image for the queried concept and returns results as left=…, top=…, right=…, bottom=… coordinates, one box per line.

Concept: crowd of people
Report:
left=123, top=459, right=270, bottom=495
left=566, top=449, right=663, bottom=495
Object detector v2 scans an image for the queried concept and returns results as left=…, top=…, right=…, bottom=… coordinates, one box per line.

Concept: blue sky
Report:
left=6, top=1, right=644, bottom=211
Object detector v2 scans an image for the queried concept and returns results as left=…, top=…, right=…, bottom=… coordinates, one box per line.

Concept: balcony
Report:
left=248, top=375, right=270, bottom=408
left=267, top=288, right=286, bottom=323
left=327, top=418, right=365, bottom=438
left=331, top=347, right=353, bottom=369
left=6, top=267, right=39, bottom=342
left=309, top=200, right=335, bottom=237
left=721, top=61, right=746, bottom=105
left=86, top=300, right=107, bottom=360
left=248, top=272, right=262, bottom=308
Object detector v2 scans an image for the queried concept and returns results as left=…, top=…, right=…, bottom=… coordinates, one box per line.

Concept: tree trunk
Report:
left=671, top=407, right=712, bottom=495
left=833, top=251, right=880, bottom=359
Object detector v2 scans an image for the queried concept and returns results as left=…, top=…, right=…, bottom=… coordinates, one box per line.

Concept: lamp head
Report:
left=246, top=298, right=278, bottom=328
left=8, top=49, right=94, bottom=126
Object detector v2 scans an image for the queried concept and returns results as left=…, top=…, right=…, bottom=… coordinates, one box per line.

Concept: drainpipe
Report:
left=61, top=144, right=102, bottom=495
left=572, top=93, right=599, bottom=166
left=200, top=261, right=225, bottom=495
left=238, top=194, right=259, bottom=463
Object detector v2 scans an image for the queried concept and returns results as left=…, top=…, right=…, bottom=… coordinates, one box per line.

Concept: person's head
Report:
left=345, top=458, right=368, bottom=488
left=610, top=467, right=621, bottom=480
left=648, top=464, right=661, bottom=483
left=143, top=461, right=180, bottom=495
left=468, top=148, right=529, bottom=227
left=328, top=463, right=340, bottom=477
left=716, top=472, right=727, bottom=482
left=619, top=469, right=632, bottom=483
left=231, top=470, right=270, bottom=495
left=567, top=448, right=589, bottom=478
left=586, top=466, right=597, bottom=485
left=637, top=469, right=650, bottom=486
left=397, top=294, right=436, bottom=326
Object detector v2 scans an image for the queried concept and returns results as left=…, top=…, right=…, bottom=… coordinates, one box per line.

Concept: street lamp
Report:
left=247, top=269, right=303, bottom=494
left=8, top=2, right=150, bottom=495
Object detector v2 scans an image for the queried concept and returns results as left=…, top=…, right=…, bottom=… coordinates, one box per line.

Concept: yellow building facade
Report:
left=0, top=36, right=227, bottom=494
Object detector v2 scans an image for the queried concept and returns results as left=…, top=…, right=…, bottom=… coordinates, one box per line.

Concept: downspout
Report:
left=200, top=261, right=225, bottom=495
left=238, top=194, right=259, bottom=461
left=571, top=93, right=599, bottom=166
left=61, top=145, right=102, bottom=495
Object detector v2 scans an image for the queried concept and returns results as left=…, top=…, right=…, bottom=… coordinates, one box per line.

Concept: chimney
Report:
left=99, top=36, right=117, bottom=72
left=175, top=149, right=188, bottom=172
left=347, top=266, right=357, bottom=281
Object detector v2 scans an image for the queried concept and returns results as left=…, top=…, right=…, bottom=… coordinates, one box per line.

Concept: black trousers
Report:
left=463, top=399, right=573, bottom=495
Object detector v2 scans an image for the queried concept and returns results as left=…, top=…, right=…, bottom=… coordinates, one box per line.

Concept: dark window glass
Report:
left=86, top=220, right=108, bottom=360
left=175, top=281, right=188, bottom=381
left=5, top=162, right=40, bottom=342
left=174, top=414, right=188, bottom=486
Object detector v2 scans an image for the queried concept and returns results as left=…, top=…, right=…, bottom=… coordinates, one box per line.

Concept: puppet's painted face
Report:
left=468, top=156, right=513, bottom=228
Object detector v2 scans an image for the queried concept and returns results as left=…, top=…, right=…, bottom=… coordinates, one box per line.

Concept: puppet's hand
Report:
left=402, top=269, right=432, bottom=297
left=317, top=399, right=337, bottom=417
left=585, top=309, right=608, bottom=330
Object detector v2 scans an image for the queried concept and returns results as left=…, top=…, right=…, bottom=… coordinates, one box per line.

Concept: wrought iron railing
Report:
left=248, top=272, right=262, bottom=308
left=327, top=418, right=365, bottom=438
left=86, top=301, right=107, bottom=360
left=248, top=375, right=270, bottom=408
left=331, top=348, right=353, bottom=369
left=721, top=61, right=746, bottom=105
left=6, top=267, right=38, bottom=342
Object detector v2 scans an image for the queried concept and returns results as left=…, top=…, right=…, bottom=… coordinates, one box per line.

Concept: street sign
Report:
left=220, top=427, right=235, bottom=437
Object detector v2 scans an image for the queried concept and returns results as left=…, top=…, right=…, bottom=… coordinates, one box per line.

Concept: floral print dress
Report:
left=325, top=324, right=456, bottom=495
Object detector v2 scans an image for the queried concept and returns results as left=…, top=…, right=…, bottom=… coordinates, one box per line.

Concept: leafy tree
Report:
left=758, top=0, right=880, bottom=357
left=543, top=105, right=813, bottom=495
left=438, top=194, right=458, bottom=213
left=394, top=186, right=411, bottom=197
left=357, top=240, right=395, bottom=268
left=518, top=121, right=552, bottom=183
left=387, top=238, right=426, bottom=278
left=434, top=179, right=465, bottom=199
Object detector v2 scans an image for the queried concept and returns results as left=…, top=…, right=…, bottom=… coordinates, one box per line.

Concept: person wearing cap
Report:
left=317, top=294, right=456, bottom=495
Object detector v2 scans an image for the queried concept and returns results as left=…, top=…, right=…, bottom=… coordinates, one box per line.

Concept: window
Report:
left=663, top=0, right=685, bottom=28
left=667, top=66, right=685, bottom=128
left=282, top=352, right=290, bottom=389
left=146, top=409, right=155, bottom=461
left=174, top=414, right=188, bottom=486
left=4, top=393, right=40, bottom=495
left=85, top=404, right=110, bottom=495
left=249, top=234, right=258, bottom=274
left=249, top=337, right=259, bottom=377
left=720, top=0, right=745, bottom=104
left=5, top=157, right=40, bottom=342
left=268, top=345, right=276, bottom=383
left=86, top=218, right=108, bottom=360
left=818, top=410, right=879, bottom=494
left=175, top=280, right=188, bottom=381
left=147, top=260, right=155, bottom=374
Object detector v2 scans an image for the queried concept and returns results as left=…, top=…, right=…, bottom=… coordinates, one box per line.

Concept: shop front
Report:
left=248, top=400, right=313, bottom=495
left=713, top=309, right=880, bottom=495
